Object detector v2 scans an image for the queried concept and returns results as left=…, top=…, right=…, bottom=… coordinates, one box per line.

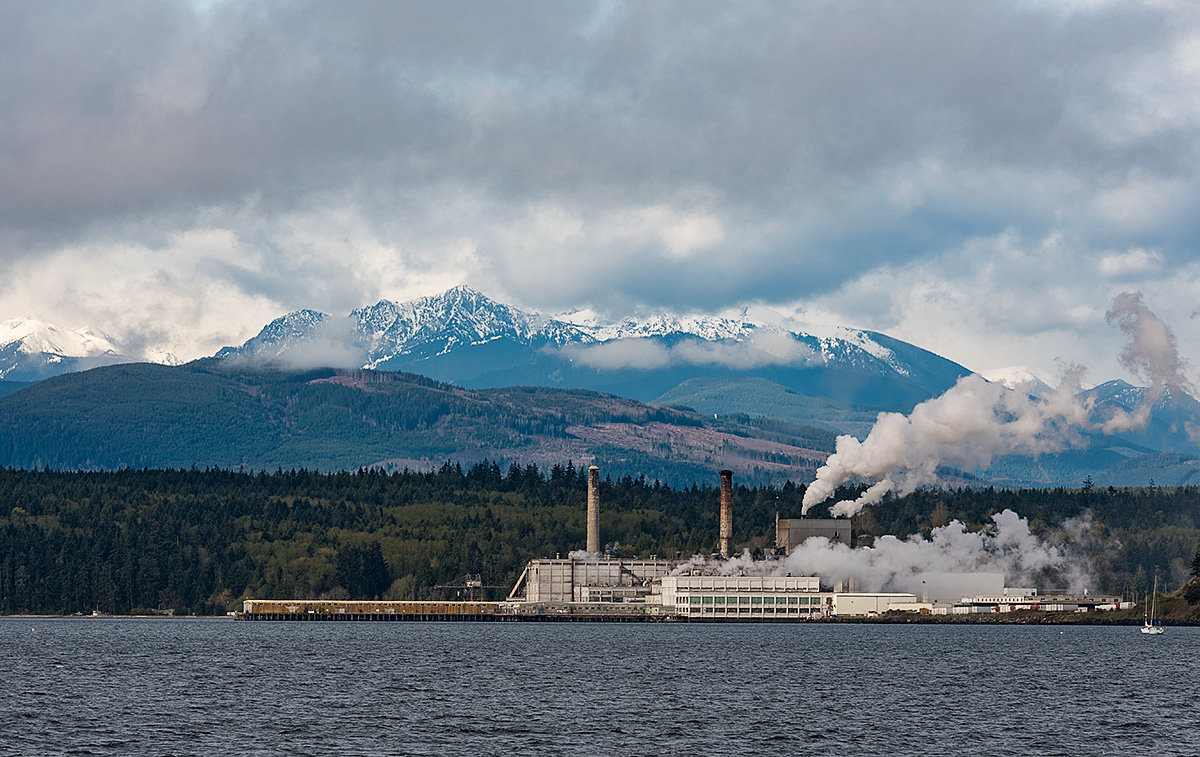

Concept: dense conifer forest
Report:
left=1, top=465, right=1197, bottom=615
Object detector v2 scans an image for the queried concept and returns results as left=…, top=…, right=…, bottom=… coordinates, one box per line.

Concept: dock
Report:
left=234, top=598, right=680, bottom=622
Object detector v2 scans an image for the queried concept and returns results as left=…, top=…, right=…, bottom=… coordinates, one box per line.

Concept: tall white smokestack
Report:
left=587, top=466, right=600, bottom=554
left=719, top=469, right=733, bottom=558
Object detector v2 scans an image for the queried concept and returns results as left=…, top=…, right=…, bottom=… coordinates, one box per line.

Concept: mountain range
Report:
left=5, top=285, right=1200, bottom=487
left=214, top=284, right=972, bottom=413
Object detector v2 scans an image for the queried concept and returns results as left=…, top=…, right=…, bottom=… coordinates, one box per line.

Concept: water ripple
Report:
left=2, top=619, right=1199, bottom=756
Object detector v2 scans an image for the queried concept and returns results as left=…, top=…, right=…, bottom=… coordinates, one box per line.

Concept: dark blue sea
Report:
left=3, top=618, right=1197, bottom=756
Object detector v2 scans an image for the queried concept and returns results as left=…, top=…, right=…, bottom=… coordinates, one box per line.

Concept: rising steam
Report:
left=802, top=371, right=1091, bottom=516
left=675, top=509, right=1091, bottom=596
left=802, top=292, right=1190, bottom=517
left=1102, top=291, right=1194, bottom=432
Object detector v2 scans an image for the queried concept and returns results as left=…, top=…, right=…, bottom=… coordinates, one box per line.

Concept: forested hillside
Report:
left=0, top=362, right=833, bottom=486
left=1, top=467, right=1198, bottom=615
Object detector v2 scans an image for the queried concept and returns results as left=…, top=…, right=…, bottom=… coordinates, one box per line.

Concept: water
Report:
left=2, top=618, right=1197, bottom=756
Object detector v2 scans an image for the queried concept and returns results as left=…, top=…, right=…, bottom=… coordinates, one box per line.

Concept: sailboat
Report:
left=1141, top=574, right=1164, bottom=635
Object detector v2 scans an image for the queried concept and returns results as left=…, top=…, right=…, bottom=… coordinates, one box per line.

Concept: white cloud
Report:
left=792, top=231, right=1200, bottom=382
left=562, top=331, right=820, bottom=371
left=1099, top=248, right=1164, bottom=278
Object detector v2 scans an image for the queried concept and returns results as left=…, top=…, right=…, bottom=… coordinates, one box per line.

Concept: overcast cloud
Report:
left=3, top=0, right=1200, bottom=378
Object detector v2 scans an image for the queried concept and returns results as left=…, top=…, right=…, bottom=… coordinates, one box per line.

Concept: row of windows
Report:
left=684, top=595, right=822, bottom=606
left=683, top=605, right=819, bottom=614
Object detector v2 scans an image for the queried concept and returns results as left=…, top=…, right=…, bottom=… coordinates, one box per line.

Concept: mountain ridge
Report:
left=213, top=285, right=974, bottom=411
left=0, top=361, right=833, bottom=486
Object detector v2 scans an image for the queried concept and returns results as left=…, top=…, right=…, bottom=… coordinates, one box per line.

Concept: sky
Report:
left=3, top=0, right=1200, bottom=382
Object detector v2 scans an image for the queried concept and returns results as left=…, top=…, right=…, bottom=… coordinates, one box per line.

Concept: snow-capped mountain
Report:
left=0, top=317, right=128, bottom=382
left=1085, top=379, right=1164, bottom=411
left=216, top=286, right=594, bottom=367
left=1077, top=379, right=1200, bottom=454
left=214, top=286, right=972, bottom=409
left=980, top=366, right=1057, bottom=397
left=214, top=310, right=332, bottom=361
left=354, top=285, right=593, bottom=366
left=569, top=311, right=756, bottom=342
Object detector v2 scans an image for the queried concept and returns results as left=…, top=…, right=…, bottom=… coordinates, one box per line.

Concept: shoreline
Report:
left=6, top=612, right=1196, bottom=626
left=3, top=614, right=233, bottom=620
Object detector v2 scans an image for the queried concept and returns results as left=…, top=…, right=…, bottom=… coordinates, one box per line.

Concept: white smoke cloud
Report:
left=802, top=292, right=1190, bottom=517
left=1102, top=290, right=1195, bottom=433
left=801, top=371, right=1092, bottom=517
left=674, top=509, right=1090, bottom=595
left=561, top=331, right=820, bottom=371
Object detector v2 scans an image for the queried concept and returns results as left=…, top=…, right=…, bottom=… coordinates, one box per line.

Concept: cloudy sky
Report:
left=4, top=0, right=1200, bottom=381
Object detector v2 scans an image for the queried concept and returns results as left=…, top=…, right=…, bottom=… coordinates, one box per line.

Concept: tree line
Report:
left=1, top=465, right=1197, bottom=614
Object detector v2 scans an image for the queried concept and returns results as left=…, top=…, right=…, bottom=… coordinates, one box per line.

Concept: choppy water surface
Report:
left=3, top=619, right=1197, bottom=756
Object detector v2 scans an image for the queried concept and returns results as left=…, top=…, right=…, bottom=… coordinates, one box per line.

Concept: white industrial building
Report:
left=832, top=593, right=928, bottom=616
left=658, top=575, right=827, bottom=619
left=935, top=588, right=1126, bottom=615
left=508, top=557, right=682, bottom=604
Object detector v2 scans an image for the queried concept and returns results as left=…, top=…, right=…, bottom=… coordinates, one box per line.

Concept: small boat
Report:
left=1141, top=574, right=1164, bottom=635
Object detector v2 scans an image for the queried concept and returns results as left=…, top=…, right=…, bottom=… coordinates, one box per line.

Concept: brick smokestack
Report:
left=587, top=465, right=600, bottom=553
left=719, top=469, right=733, bottom=558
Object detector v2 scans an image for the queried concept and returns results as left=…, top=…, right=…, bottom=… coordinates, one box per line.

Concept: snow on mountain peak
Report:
left=0, top=316, right=137, bottom=381
left=980, top=366, right=1057, bottom=396
left=0, top=316, right=121, bottom=358
left=352, top=287, right=592, bottom=365
left=210, top=286, right=979, bottom=387
left=569, top=311, right=757, bottom=342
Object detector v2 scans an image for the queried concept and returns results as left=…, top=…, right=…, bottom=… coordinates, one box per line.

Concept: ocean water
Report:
left=3, top=618, right=1197, bottom=756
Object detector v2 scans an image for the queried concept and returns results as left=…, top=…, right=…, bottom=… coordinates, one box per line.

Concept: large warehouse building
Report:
left=504, top=467, right=929, bottom=618
left=658, top=575, right=830, bottom=619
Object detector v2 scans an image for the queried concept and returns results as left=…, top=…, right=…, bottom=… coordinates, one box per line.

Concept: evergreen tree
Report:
left=360, top=542, right=391, bottom=599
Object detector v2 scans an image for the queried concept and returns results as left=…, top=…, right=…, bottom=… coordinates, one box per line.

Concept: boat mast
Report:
left=1151, top=574, right=1158, bottom=626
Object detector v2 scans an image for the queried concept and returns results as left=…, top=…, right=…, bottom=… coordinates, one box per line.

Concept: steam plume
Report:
left=802, top=371, right=1090, bottom=516
left=1103, top=291, right=1193, bottom=432
left=802, top=292, right=1189, bottom=517
left=675, top=509, right=1091, bottom=595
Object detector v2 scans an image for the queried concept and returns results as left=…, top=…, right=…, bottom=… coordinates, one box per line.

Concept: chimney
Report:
left=587, top=466, right=600, bottom=553
left=719, top=469, right=733, bottom=558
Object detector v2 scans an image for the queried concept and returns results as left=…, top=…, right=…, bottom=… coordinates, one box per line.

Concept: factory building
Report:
left=659, top=575, right=826, bottom=619
left=508, top=557, right=681, bottom=604
left=832, top=593, right=928, bottom=616
left=505, top=468, right=941, bottom=620
left=498, top=467, right=1119, bottom=622
left=775, top=515, right=851, bottom=552
left=936, top=589, right=1126, bottom=615
left=507, top=466, right=685, bottom=603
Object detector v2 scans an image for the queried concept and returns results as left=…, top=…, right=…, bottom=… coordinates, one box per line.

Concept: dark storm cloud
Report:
left=3, top=0, right=1199, bottom=366
left=2, top=2, right=1180, bottom=225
